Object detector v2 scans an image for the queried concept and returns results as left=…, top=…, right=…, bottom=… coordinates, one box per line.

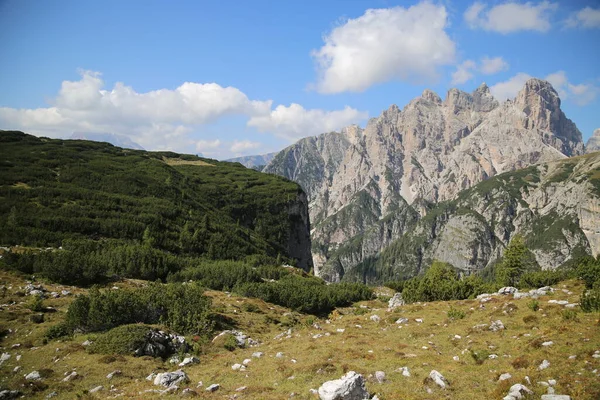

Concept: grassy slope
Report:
left=1, top=270, right=598, bottom=399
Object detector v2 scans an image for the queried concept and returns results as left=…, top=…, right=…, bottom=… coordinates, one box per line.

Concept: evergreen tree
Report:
left=496, top=235, right=530, bottom=287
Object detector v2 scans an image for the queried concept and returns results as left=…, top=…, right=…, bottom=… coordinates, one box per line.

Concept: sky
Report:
left=0, top=0, right=599, bottom=159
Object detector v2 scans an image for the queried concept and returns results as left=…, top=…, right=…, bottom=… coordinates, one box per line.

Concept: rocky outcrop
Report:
left=264, top=79, right=586, bottom=279
left=586, top=129, right=600, bottom=153
left=317, top=371, right=369, bottom=400
left=226, top=152, right=277, bottom=170
left=286, top=191, right=313, bottom=271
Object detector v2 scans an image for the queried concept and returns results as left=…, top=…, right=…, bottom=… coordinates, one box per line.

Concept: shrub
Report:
left=519, top=270, right=566, bottom=289
left=44, top=323, right=72, bottom=340
left=242, top=303, right=261, bottom=313
left=26, top=296, right=44, bottom=312
left=470, top=349, right=490, bottom=365
left=562, top=309, right=579, bottom=321
left=87, top=324, right=151, bottom=355
left=447, top=306, right=466, bottom=320
left=580, top=282, right=600, bottom=313
left=577, top=257, right=600, bottom=289
left=527, top=299, right=539, bottom=312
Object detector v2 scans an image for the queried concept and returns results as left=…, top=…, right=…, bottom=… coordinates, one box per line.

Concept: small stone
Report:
left=205, top=384, right=220, bottom=392
left=82, top=340, right=92, bottom=347
left=370, top=315, right=381, bottom=322
left=107, top=370, right=121, bottom=379
left=395, top=317, right=408, bottom=324
left=398, top=367, right=410, bottom=377
left=231, top=364, right=243, bottom=371
left=181, top=388, right=197, bottom=397
left=178, top=357, right=200, bottom=367
left=318, top=371, right=368, bottom=400
left=538, top=360, right=550, bottom=370
left=276, top=352, right=284, bottom=358
left=498, top=373, right=512, bottom=381
left=62, top=371, right=79, bottom=382
left=490, top=320, right=505, bottom=332
left=89, top=386, right=104, bottom=393
left=506, top=384, right=532, bottom=398
left=242, top=358, right=251, bottom=366
left=453, top=356, right=460, bottom=361
left=0, top=353, right=10, bottom=364
left=548, top=379, right=556, bottom=386
left=235, top=386, right=247, bottom=392
left=429, top=370, right=449, bottom=389
left=154, top=370, right=189, bottom=387
left=375, top=371, right=386, bottom=383
left=541, top=395, right=571, bottom=400
left=542, top=341, right=554, bottom=347
left=25, top=371, right=41, bottom=381
left=415, top=318, right=423, bottom=323
left=252, top=352, right=264, bottom=358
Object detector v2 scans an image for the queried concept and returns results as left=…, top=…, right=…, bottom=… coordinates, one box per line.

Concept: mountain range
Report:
left=253, top=79, right=599, bottom=282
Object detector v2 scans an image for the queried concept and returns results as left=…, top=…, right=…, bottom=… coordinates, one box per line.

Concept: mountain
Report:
left=0, top=131, right=312, bottom=270
left=263, top=79, right=588, bottom=281
left=320, top=152, right=600, bottom=283
left=226, top=152, right=277, bottom=170
left=586, top=128, right=600, bottom=153
left=70, top=132, right=144, bottom=150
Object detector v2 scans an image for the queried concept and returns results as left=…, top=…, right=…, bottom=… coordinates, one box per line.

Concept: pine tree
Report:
left=496, top=235, right=529, bottom=287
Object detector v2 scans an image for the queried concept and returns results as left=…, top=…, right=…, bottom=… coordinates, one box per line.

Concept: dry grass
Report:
left=161, top=157, right=214, bottom=167
left=0, top=271, right=599, bottom=399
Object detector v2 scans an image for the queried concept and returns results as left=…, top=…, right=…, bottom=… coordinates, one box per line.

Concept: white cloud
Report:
left=490, top=72, right=533, bottom=100
left=311, top=2, right=455, bottom=93
left=490, top=71, right=598, bottom=105
left=451, top=60, right=477, bottom=85
left=480, top=56, right=509, bottom=75
left=230, top=140, right=261, bottom=154
left=451, top=56, right=508, bottom=85
left=0, top=70, right=367, bottom=154
left=247, top=103, right=367, bottom=141
left=464, top=1, right=557, bottom=34
left=195, top=139, right=222, bottom=153
left=565, top=7, right=600, bottom=29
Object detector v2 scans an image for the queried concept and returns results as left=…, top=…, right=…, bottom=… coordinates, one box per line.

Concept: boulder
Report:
left=205, top=384, right=220, bottom=392
left=133, top=330, right=188, bottom=358
left=25, top=371, right=41, bottom=381
left=318, top=371, right=369, bottom=400
left=89, top=386, right=103, bottom=393
left=490, top=320, right=505, bottom=332
left=429, top=370, right=449, bottom=389
left=503, top=383, right=532, bottom=399
left=0, top=390, right=20, bottom=400
left=179, top=357, right=200, bottom=367
left=374, top=371, right=386, bottom=383
left=538, top=360, right=550, bottom=370
left=388, top=293, right=405, bottom=309
left=498, top=287, right=518, bottom=295
left=541, top=396, right=571, bottom=400
left=154, top=370, right=189, bottom=387
left=369, top=315, right=381, bottom=322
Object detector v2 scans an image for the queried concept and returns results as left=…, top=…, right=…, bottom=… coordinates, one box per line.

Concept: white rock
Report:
left=429, top=370, right=449, bottom=389
left=89, top=386, right=104, bottom=393
left=106, top=370, right=121, bottom=379
left=0, top=353, right=10, bottom=365
left=317, top=371, right=369, bottom=400
left=235, top=386, right=247, bottom=392
left=82, top=340, right=92, bottom=347
left=25, top=371, right=41, bottom=381
left=453, top=356, right=460, bottom=361
left=62, top=371, right=78, bottom=382
left=276, top=352, right=284, bottom=358
left=178, top=357, right=200, bottom=367
left=205, top=384, right=220, bottom=392
left=498, top=287, right=518, bottom=295
left=541, top=395, right=571, bottom=400
left=370, top=315, right=381, bottom=322
left=506, top=383, right=532, bottom=399
left=542, top=341, right=554, bottom=347
left=498, top=373, right=512, bottom=381
left=395, top=318, right=408, bottom=324
left=490, top=320, right=505, bottom=332
left=252, top=352, right=264, bottom=358
left=548, top=379, right=556, bottom=386
left=538, top=360, right=550, bottom=370
left=398, top=367, right=410, bottom=377
left=242, top=358, right=252, bottom=366
left=388, top=293, right=405, bottom=309
left=154, top=370, right=189, bottom=387
left=415, top=318, right=423, bottom=323
left=375, top=371, right=385, bottom=383
left=231, top=363, right=243, bottom=371
left=337, top=328, right=345, bottom=333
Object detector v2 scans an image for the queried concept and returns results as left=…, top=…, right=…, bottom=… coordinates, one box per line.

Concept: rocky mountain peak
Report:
left=421, top=89, right=442, bottom=105
left=444, top=88, right=473, bottom=112
left=472, top=83, right=498, bottom=112
left=586, top=128, right=600, bottom=153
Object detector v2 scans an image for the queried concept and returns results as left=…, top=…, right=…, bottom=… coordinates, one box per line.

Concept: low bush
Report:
left=577, top=257, right=600, bottom=289
left=580, top=282, right=600, bottom=313
left=527, top=299, right=539, bottom=312
left=470, top=349, right=490, bottom=365
left=562, top=309, right=579, bottom=321
left=447, top=306, right=466, bottom=320
left=87, top=324, right=151, bottom=355
left=519, top=270, right=567, bottom=288
left=44, top=322, right=72, bottom=340
left=26, top=296, right=44, bottom=312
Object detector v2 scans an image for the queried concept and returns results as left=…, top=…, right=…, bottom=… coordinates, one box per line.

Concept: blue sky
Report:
left=0, top=0, right=599, bottom=159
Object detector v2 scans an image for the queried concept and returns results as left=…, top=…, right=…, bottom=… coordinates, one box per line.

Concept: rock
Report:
left=276, top=352, right=284, bottom=358
left=235, top=386, right=247, bottom=392
left=181, top=388, right=197, bottom=397
left=25, top=371, right=41, bottom=381
left=179, top=357, right=200, bottom=367
left=107, top=370, right=122, bottom=379
left=370, top=315, right=381, bottom=322
left=205, top=384, right=220, bottom=392
left=415, top=318, right=423, bottom=323
left=398, top=367, right=410, bottom=377
left=542, top=341, right=553, bottom=347
left=395, top=318, right=408, bottom=324
left=538, top=360, right=550, bottom=370
left=154, top=370, right=189, bottom=387
left=231, top=364, right=243, bottom=371
left=513, top=292, right=530, bottom=299
left=388, top=293, right=405, bottom=309
left=505, top=383, right=532, bottom=399
left=146, top=373, right=157, bottom=381
left=62, top=371, right=79, bottom=382
left=89, top=386, right=104, bottom=393
left=45, top=392, right=57, bottom=399
left=490, top=320, right=505, bottom=332
left=82, top=340, right=93, bottom=347
left=252, top=352, right=264, bottom=358
left=0, top=353, right=10, bottom=365
left=429, top=370, right=449, bottom=389
left=212, top=330, right=258, bottom=347
left=13, top=366, right=21, bottom=373
left=0, top=390, right=20, bottom=400
left=134, top=330, right=188, bottom=358
left=541, top=395, right=571, bottom=400
left=242, top=358, right=252, bottom=366
left=548, top=300, right=569, bottom=305
left=453, top=356, right=459, bottom=361
left=61, top=290, right=71, bottom=296
left=498, top=373, right=512, bottom=381
left=29, top=314, right=44, bottom=324
left=498, top=287, right=518, bottom=295
left=375, top=371, right=386, bottom=383
left=318, top=371, right=369, bottom=400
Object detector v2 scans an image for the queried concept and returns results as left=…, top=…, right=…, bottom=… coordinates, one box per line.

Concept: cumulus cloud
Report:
left=451, top=56, right=508, bottom=85
left=230, top=140, right=261, bottom=153
left=247, top=103, right=367, bottom=140
left=0, top=70, right=367, bottom=154
left=490, top=71, right=598, bottom=105
left=451, top=60, right=477, bottom=85
left=565, top=7, right=600, bottom=29
left=311, top=2, right=455, bottom=93
left=480, top=56, right=509, bottom=75
left=464, top=1, right=557, bottom=33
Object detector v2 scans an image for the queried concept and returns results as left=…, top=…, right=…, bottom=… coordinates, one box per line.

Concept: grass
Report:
left=0, top=270, right=599, bottom=399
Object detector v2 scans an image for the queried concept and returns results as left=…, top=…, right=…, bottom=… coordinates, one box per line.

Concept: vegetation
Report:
left=86, top=324, right=155, bottom=355
left=495, top=235, right=536, bottom=287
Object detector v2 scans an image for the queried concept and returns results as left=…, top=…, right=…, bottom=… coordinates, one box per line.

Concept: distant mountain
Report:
left=586, top=128, right=600, bottom=153
left=264, top=78, right=591, bottom=281
left=226, top=152, right=277, bottom=170
left=70, top=132, right=144, bottom=150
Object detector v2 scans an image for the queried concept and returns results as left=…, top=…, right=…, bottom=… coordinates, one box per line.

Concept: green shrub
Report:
left=527, top=299, right=539, bottom=312
left=562, top=309, right=579, bottom=321
left=470, top=349, right=490, bottom=365
left=580, top=282, right=600, bottom=313
left=26, top=296, right=44, bottom=312
left=222, top=334, right=238, bottom=351
left=519, top=270, right=566, bottom=288
left=447, top=306, right=465, bottom=320
left=44, top=323, right=72, bottom=340
left=384, top=280, right=405, bottom=293
left=242, top=303, right=261, bottom=313
left=577, top=257, right=600, bottom=289
left=87, top=324, right=151, bottom=355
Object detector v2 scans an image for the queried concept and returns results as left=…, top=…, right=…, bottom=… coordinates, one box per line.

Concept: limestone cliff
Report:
left=586, top=129, right=600, bottom=153
left=264, top=79, right=587, bottom=279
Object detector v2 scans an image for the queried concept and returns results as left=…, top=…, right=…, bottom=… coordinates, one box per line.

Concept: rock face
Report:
left=586, top=128, right=600, bottom=153
left=264, top=79, right=587, bottom=280
left=317, top=371, right=369, bottom=400
left=225, top=152, right=277, bottom=170
left=133, top=329, right=188, bottom=358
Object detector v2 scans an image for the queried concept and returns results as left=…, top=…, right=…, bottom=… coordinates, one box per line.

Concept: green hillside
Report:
left=0, top=131, right=310, bottom=282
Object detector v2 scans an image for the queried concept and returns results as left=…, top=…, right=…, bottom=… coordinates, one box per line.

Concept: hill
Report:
left=0, top=130, right=313, bottom=278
